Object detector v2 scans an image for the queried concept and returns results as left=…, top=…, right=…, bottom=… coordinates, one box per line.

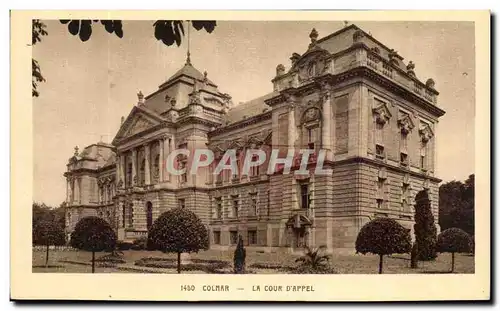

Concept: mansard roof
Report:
left=225, top=92, right=278, bottom=124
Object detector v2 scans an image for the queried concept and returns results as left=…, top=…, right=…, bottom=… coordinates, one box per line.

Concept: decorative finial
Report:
left=74, top=146, right=79, bottom=156
left=137, top=91, right=144, bottom=105
left=186, top=51, right=191, bottom=65
left=344, top=21, right=349, bottom=27
left=309, top=28, right=318, bottom=44
left=426, top=78, right=436, bottom=89
left=121, top=116, right=124, bottom=124
left=276, top=64, right=285, bottom=76
left=203, top=70, right=208, bottom=83
left=406, top=61, right=415, bottom=76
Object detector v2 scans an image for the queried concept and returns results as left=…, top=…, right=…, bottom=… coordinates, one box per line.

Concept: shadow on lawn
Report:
left=32, top=265, right=65, bottom=268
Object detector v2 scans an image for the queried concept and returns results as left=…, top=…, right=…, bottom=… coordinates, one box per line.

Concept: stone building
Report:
left=63, top=24, right=445, bottom=253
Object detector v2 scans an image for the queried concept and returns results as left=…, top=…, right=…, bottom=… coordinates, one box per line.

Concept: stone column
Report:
left=321, top=88, right=333, bottom=161
left=132, top=148, right=137, bottom=186
left=144, top=144, right=151, bottom=185
left=120, top=154, right=126, bottom=187
left=165, top=138, right=172, bottom=182
left=115, top=153, right=121, bottom=187
left=288, top=103, right=296, bottom=148
left=66, top=178, right=70, bottom=203
left=162, top=136, right=169, bottom=182
left=159, top=138, right=164, bottom=182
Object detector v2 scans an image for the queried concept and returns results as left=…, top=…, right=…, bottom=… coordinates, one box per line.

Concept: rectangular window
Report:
left=376, top=198, right=384, bottom=209
left=231, top=196, right=239, bottom=218
left=230, top=231, right=238, bottom=245
left=249, top=193, right=258, bottom=216
left=215, top=198, right=222, bottom=219
left=250, top=155, right=260, bottom=177
left=178, top=198, right=186, bottom=209
left=402, top=184, right=409, bottom=210
left=400, top=131, right=408, bottom=152
left=400, top=152, right=408, bottom=166
left=377, top=178, right=385, bottom=200
left=213, top=231, right=221, bottom=245
left=300, top=184, right=310, bottom=209
left=375, top=144, right=385, bottom=159
left=420, top=155, right=426, bottom=170
left=248, top=230, right=257, bottom=245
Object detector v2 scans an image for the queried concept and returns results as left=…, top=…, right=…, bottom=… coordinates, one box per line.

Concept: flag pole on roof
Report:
left=186, top=21, right=191, bottom=65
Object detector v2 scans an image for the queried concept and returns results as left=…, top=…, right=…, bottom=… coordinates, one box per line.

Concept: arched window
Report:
left=146, top=202, right=153, bottom=230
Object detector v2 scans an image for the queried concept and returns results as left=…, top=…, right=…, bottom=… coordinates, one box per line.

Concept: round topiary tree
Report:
left=436, top=228, right=472, bottom=273
left=355, top=218, right=412, bottom=274
left=70, top=216, right=117, bottom=273
left=33, top=219, right=66, bottom=267
left=147, top=208, right=209, bottom=273
left=414, top=190, right=438, bottom=261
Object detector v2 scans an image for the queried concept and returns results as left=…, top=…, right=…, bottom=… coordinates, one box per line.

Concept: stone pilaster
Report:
left=321, top=86, right=333, bottom=161
left=132, top=149, right=137, bottom=186
left=144, top=144, right=151, bottom=185
left=288, top=103, right=296, bottom=148
left=162, top=136, right=169, bottom=182
left=159, top=138, right=164, bottom=182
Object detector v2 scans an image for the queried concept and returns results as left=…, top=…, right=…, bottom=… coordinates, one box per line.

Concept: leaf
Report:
left=114, top=20, right=123, bottom=38
left=68, top=20, right=80, bottom=36
left=79, top=20, right=92, bottom=42
left=101, top=20, right=114, bottom=34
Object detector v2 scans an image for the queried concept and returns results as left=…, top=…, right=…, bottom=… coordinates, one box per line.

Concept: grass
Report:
left=32, top=248, right=474, bottom=274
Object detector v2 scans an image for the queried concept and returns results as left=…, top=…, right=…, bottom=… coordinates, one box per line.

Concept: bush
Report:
left=70, top=216, right=117, bottom=273
left=414, top=190, right=438, bottom=261
left=436, top=228, right=472, bottom=272
left=116, top=240, right=133, bottom=251
left=469, top=235, right=475, bottom=255
left=147, top=208, right=209, bottom=273
left=355, top=217, right=411, bottom=274
left=95, top=252, right=126, bottom=264
left=293, top=246, right=333, bottom=274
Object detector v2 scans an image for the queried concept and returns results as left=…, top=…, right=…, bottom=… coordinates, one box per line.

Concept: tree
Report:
left=439, top=174, right=475, bottom=235
left=233, top=235, right=246, bottom=274
left=70, top=216, right=117, bottom=273
left=32, top=219, right=65, bottom=267
left=410, top=241, right=419, bottom=269
left=436, top=228, right=472, bottom=273
left=414, top=190, right=438, bottom=261
left=294, top=245, right=332, bottom=273
left=355, top=218, right=411, bottom=274
left=32, top=19, right=216, bottom=97
left=147, top=208, right=209, bottom=274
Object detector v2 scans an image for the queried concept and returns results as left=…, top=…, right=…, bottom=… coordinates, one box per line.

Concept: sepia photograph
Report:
left=11, top=10, right=490, bottom=301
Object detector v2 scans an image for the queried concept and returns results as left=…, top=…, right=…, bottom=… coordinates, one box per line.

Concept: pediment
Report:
left=397, top=113, right=415, bottom=134
left=112, top=106, right=164, bottom=144
left=372, top=101, right=392, bottom=125
left=292, top=48, right=331, bottom=82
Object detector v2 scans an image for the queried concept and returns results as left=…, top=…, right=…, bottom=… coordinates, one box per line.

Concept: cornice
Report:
left=208, top=111, right=272, bottom=137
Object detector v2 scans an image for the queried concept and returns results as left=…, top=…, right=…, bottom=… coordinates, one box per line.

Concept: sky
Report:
left=32, top=20, right=475, bottom=206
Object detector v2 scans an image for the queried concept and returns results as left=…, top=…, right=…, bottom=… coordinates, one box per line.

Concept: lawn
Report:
left=32, top=248, right=474, bottom=274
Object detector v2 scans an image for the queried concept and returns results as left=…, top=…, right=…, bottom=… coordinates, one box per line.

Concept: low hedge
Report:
left=249, top=262, right=284, bottom=270
left=116, top=241, right=134, bottom=251
left=135, top=257, right=230, bottom=273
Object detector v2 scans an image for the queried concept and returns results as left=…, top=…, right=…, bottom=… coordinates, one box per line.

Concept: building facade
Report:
left=64, top=24, right=445, bottom=253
